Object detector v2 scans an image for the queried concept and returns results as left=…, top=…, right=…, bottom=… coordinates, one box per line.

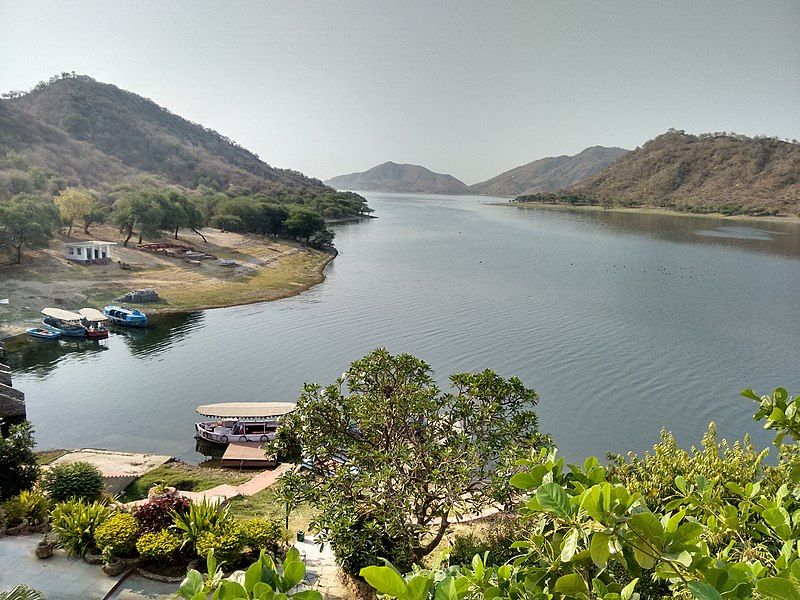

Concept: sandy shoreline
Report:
left=494, top=201, right=800, bottom=224
left=0, top=227, right=337, bottom=340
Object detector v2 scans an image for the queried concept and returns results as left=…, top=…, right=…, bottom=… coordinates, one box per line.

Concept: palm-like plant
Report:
left=0, top=585, right=47, bottom=600
left=171, top=499, right=231, bottom=553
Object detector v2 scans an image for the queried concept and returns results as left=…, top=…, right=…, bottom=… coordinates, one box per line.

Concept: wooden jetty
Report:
left=0, top=341, right=26, bottom=435
left=220, top=442, right=277, bottom=469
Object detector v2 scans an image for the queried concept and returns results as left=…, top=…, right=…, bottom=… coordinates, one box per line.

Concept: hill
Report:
left=0, top=74, right=370, bottom=217
left=325, top=162, right=470, bottom=194
left=470, top=146, right=628, bottom=196
left=530, top=131, right=800, bottom=216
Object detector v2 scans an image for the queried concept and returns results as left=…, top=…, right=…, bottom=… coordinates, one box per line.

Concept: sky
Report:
left=1, top=1, right=799, bottom=184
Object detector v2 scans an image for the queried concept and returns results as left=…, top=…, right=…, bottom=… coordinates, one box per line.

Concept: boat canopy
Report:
left=78, top=308, right=108, bottom=322
left=196, top=402, right=296, bottom=420
left=41, top=308, right=83, bottom=321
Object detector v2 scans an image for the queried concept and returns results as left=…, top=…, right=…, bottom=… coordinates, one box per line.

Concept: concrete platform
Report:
left=220, top=442, right=277, bottom=469
left=50, top=449, right=173, bottom=495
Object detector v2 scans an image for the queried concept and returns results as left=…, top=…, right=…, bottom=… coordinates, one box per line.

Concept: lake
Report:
left=7, top=194, right=800, bottom=463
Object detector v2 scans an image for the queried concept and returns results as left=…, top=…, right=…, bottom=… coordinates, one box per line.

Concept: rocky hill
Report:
left=325, top=162, right=470, bottom=194
left=562, top=131, right=800, bottom=215
left=0, top=74, right=330, bottom=197
left=470, top=146, right=628, bottom=196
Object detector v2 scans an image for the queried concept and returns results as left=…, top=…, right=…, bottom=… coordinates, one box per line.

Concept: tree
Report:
left=0, top=194, right=60, bottom=263
left=82, top=201, right=108, bottom=234
left=0, top=421, right=40, bottom=501
left=54, top=188, right=93, bottom=236
left=275, top=349, right=546, bottom=574
left=283, top=208, right=328, bottom=245
left=111, top=190, right=166, bottom=246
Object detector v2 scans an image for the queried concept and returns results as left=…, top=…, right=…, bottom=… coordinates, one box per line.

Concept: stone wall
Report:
left=0, top=341, right=26, bottom=435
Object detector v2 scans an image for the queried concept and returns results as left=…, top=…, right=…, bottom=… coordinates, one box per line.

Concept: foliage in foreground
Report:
left=0, top=421, right=39, bottom=501
left=41, top=460, right=104, bottom=502
left=0, top=585, right=46, bottom=600
left=50, top=498, right=110, bottom=557
left=362, top=387, right=800, bottom=599
left=94, top=512, right=139, bottom=560
left=177, top=547, right=321, bottom=600
left=275, top=348, right=547, bottom=575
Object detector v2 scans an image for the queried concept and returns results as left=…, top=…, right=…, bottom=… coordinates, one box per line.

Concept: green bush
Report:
left=209, top=213, right=244, bottom=232
left=2, top=489, right=51, bottom=527
left=172, top=499, right=231, bottom=554
left=50, top=498, right=110, bottom=557
left=196, top=523, right=245, bottom=566
left=136, top=529, right=182, bottom=561
left=448, top=519, right=519, bottom=567
left=41, top=461, right=104, bottom=502
left=0, top=421, right=40, bottom=501
left=240, top=517, right=285, bottom=554
left=94, top=512, right=139, bottom=560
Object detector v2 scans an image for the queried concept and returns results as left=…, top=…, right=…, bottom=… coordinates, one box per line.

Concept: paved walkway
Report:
left=0, top=535, right=176, bottom=600
left=297, top=536, right=351, bottom=600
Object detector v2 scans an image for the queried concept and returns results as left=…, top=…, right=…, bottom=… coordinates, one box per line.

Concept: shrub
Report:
left=50, top=498, right=110, bottom=557
left=0, top=421, right=40, bottom=501
left=240, top=517, right=284, bottom=554
left=94, top=512, right=139, bottom=560
left=41, top=461, right=104, bottom=502
left=448, top=518, right=519, bottom=567
left=172, top=499, right=231, bottom=553
left=209, top=213, right=244, bottom=232
left=136, top=529, right=182, bottom=561
left=196, top=523, right=245, bottom=566
left=2, top=489, right=51, bottom=527
left=134, top=495, right=190, bottom=534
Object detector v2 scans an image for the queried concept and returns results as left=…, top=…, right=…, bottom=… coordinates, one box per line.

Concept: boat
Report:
left=26, top=327, right=61, bottom=340
left=103, top=306, right=148, bottom=327
left=194, top=402, right=296, bottom=445
left=41, top=308, right=86, bottom=338
left=78, top=308, right=110, bottom=339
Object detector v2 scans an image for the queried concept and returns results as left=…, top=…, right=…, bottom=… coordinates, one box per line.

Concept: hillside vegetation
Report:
left=516, top=131, right=800, bottom=216
left=470, top=146, right=628, bottom=196
left=325, top=161, right=470, bottom=194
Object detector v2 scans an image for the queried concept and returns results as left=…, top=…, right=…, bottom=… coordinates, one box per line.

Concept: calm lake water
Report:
left=8, top=194, right=800, bottom=463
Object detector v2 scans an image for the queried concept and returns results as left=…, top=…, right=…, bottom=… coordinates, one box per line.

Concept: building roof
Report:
left=196, top=402, right=296, bottom=419
left=64, top=240, right=117, bottom=246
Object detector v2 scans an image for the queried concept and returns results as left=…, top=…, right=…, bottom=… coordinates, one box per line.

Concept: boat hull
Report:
left=42, top=318, right=86, bottom=338
left=85, top=328, right=109, bottom=339
left=27, top=328, right=61, bottom=340
left=103, top=306, right=148, bottom=327
left=194, top=422, right=277, bottom=445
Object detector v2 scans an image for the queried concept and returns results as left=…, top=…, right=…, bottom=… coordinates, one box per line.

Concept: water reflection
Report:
left=509, top=205, right=800, bottom=258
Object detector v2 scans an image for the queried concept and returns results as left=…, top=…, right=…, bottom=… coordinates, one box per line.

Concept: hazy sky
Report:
left=1, top=1, right=799, bottom=184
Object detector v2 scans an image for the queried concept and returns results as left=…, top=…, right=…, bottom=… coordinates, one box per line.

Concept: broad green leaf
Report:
left=536, top=482, right=572, bottom=519
left=282, top=559, right=305, bottom=590
left=244, top=562, right=262, bottom=593
left=179, top=570, right=204, bottom=599
left=554, top=573, right=589, bottom=597
left=509, top=472, right=536, bottom=490
left=291, top=592, right=323, bottom=600
left=620, top=578, right=638, bottom=600
left=561, top=528, right=579, bottom=562
left=406, top=576, right=432, bottom=600
left=688, top=581, right=722, bottom=600
left=360, top=566, right=408, bottom=599
left=435, top=576, right=458, bottom=600
left=590, top=532, right=611, bottom=568
left=214, top=580, right=248, bottom=600
left=756, top=578, right=800, bottom=600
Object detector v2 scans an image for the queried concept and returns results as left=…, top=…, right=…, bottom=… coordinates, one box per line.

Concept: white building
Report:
left=65, top=241, right=115, bottom=263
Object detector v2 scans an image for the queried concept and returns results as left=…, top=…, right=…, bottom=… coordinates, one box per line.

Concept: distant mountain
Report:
left=470, top=146, right=628, bottom=196
left=563, top=131, right=800, bottom=215
left=0, top=74, right=329, bottom=196
left=325, top=162, right=470, bottom=194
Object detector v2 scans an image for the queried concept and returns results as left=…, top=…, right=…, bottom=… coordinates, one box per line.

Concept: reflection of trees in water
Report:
left=118, top=311, right=204, bottom=357
left=6, top=338, right=109, bottom=378
left=531, top=208, right=800, bottom=259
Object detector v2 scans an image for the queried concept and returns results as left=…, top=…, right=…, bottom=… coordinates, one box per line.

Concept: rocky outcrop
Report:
left=0, top=341, right=26, bottom=435
left=116, top=288, right=160, bottom=303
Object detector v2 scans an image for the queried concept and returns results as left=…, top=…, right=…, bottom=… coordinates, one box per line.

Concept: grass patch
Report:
left=119, top=461, right=251, bottom=502
left=227, top=489, right=317, bottom=533
left=34, top=449, right=69, bottom=465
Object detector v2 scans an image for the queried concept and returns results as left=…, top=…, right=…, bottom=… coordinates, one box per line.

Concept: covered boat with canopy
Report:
left=194, top=402, right=296, bottom=445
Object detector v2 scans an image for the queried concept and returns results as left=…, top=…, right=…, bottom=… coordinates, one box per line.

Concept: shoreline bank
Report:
left=494, top=201, right=800, bottom=224
left=0, top=227, right=338, bottom=341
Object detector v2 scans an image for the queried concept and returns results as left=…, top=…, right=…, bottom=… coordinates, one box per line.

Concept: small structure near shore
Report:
left=65, top=240, right=115, bottom=263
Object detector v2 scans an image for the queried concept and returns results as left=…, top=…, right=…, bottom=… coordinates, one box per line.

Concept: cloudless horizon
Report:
left=1, top=0, right=798, bottom=184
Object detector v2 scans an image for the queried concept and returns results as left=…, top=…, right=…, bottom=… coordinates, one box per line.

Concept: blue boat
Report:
left=103, top=306, right=148, bottom=327
left=41, top=308, right=86, bottom=338
left=27, top=327, right=61, bottom=340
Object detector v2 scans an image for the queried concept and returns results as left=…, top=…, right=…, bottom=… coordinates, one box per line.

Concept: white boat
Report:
left=194, top=402, right=296, bottom=445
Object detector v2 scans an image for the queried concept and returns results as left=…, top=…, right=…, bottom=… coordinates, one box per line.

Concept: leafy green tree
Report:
left=0, top=421, right=40, bottom=501
left=258, top=203, right=289, bottom=236
left=283, top=208, right=329, bottom=245
left=275, top=349, right=546, bottom=574
left=82, top=201, right=108, bottom=234
left=54, top=188, right=93, bottom=236
left=363, top=386, right=800, bottom=600
left=111, top=190, right=166, bottom=246
left=0, top=194, right=60, bottom=263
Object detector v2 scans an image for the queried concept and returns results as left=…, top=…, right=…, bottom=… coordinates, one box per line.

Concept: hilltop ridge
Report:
left=325, top=161, right=470, bottom=194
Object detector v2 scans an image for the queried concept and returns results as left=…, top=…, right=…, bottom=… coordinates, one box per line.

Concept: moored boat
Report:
left=26, top=327, right=61, bottom=340
left=103, top=306, right=148, bottom=327
left=41, top=308, right=86, bottom=338
left=78, top=308, right=110, bottom=339
left=194, top=402, right=296, bottom=445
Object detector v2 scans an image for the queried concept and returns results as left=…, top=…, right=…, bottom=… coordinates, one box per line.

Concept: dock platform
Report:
left=221, top=442, right=277, bottom=469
